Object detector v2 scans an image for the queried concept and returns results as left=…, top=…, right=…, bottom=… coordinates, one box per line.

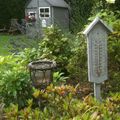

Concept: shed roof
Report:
left=83, top=17, right=113, bottom=35
left=26, top=0, right=69, bottom=8
left=46, top=0, right=69, bottom=8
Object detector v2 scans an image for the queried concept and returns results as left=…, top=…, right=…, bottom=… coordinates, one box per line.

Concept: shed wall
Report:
left=27, top=0, right=37, bottom=8
left=39, top=0, right=50, bottom=7
left=53, top=7, right=69, bottom=30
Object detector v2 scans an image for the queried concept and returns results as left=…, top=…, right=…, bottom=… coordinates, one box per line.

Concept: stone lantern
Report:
left=28, top=59, right=56, bottom=89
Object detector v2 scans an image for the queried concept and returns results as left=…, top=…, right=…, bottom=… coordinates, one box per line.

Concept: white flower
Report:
left=106, top=0, right=115, bottom=4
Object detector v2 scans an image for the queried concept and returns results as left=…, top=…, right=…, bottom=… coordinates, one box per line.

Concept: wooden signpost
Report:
left=83, top=17, right=113, bottom=101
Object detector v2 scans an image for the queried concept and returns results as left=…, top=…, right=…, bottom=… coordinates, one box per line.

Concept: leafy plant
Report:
left=37, top=26, right=72, bottom=74
left=105, top=20, right=120, bottom=92
left=88, top=9, right=120, bottom=27
left=0, top=54, right=33, bottom=108
left=4, top=104, right=19, bottom=119
left=2, top=92, right=120, bottom=120
left=67, top=33, right=87, bottom=84
left=53, top=72, right=69, bottom=85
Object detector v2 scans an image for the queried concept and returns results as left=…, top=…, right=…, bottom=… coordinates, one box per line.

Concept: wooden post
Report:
left=94, top=83, right=101, bottom=101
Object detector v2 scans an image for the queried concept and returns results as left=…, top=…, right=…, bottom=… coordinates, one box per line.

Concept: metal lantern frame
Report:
left=28, top=60, right=56, bottom=89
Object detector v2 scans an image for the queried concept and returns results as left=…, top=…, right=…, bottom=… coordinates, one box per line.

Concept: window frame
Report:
left=39, top=7, right=50, bottom=19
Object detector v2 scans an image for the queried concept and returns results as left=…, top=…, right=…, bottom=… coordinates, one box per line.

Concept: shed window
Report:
left=39, top=7, right=50, bottom=18
left=28, top=12, right=36, bottom=18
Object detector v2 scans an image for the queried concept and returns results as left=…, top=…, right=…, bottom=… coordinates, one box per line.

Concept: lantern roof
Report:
left=83, top=17, right=113, bottom=35
left=28, top=59, right=56, bottom=70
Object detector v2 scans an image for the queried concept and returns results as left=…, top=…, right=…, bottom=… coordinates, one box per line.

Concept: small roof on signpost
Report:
left=83, top=17, right=113, bottom=36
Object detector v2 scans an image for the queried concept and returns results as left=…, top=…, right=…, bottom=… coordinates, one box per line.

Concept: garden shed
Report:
left=25, top=0, right=70, bottom=30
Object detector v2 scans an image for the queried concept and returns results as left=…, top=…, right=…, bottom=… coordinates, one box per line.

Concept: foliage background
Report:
left=0, top=0, right=120, bottom=32
left=0, top=0, right=27, bottom=28
left=0, top=0, right=120, bottom=113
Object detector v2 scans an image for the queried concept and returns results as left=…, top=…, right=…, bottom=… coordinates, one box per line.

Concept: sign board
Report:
left=83, top=17, right=113, bottom=83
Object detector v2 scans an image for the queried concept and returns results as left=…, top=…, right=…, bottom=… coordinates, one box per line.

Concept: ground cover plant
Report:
left=1, top=87, right=120, bottom=120
left=0, top=34, right=39, bottom=56
left=0, top=35, right=13, bottom=55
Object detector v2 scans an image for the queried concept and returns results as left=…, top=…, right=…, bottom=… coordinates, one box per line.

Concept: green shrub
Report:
left=0, top=54, right=33, bottom=108
left=37, top=26, right=72, bottom=73
left=107, top=30, right=120, bottom=92
left=37, top=27, right=88, bottom=84
left=67, top=33, right=87, bottom=84
left=18, top=48, right=38, bottom=65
